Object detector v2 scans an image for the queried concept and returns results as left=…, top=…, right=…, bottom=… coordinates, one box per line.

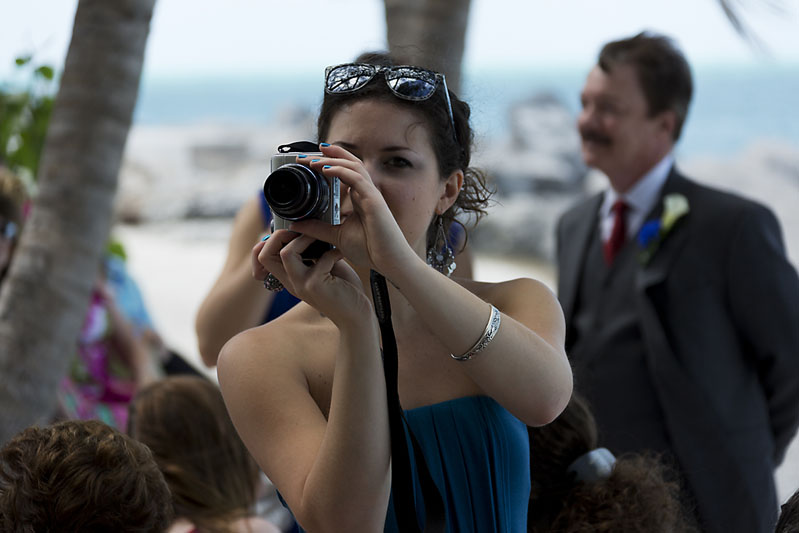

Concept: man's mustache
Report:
left=580, top=129, right=612, bottom=146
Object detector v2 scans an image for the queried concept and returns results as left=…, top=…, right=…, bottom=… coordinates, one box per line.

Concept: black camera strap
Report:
left=277, top=140, right=319, bottom=153
left=370, top=270, right=446, bottom=532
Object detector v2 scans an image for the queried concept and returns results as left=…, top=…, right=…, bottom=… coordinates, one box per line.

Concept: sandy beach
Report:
left=115, top=218, right=799, bottom=505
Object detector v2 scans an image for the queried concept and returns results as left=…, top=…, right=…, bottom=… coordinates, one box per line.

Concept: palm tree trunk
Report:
left=384, top=0, right=472, bottom=94
left=0, top=0, right=155, bottom=444
left=382, top=0, right=763, bottom=93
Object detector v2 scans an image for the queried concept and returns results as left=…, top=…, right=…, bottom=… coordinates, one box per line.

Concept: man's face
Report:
left=577, top=63, right=673, bottom=191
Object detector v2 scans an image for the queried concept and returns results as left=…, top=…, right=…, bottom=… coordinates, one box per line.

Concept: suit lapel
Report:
left=635, top=170, right=692, bottom=291
left=559, top=194, right=603, bottom=323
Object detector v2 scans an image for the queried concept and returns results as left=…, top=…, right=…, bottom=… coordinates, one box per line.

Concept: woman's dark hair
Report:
left=527, top=392, right=698, bottom=532
left=317, top=51, right=492, bottom=251
left=128, top=376, right=260, bottom=533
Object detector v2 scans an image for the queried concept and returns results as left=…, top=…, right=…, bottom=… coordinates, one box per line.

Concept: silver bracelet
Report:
left=451, top=305, right=501, bottom=361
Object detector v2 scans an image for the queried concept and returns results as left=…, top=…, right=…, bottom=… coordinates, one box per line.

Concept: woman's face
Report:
left=325, top=99, right=458, bottom=255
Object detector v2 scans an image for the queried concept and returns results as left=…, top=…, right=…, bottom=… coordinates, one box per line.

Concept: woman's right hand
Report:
left=251, top=230, right=372, bottom=326
left=289, top=144, right=419, bottom=278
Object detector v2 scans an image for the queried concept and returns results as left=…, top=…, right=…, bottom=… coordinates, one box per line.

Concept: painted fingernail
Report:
left=323, top=165, right=331, bottom=169
left=261, top=235, right=270, bottom=241
left=311, top=159, right=320, bottom=163
left=297, top=154, right=307, bottom=158
left=320, top=142, right=330, bottom=147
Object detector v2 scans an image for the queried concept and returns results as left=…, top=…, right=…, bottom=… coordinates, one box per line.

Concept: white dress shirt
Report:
left=599, top=153, right=674, bottom=243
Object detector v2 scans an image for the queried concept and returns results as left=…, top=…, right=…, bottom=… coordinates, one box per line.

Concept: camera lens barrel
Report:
left=264, top=164, right=330, bottom=221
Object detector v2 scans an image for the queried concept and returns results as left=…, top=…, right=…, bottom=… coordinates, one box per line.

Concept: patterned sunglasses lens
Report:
left=384, top=70, right=437, bottom=100
left=326, top=64, right=439, bottom=101
left=326, top=64, right=377, bottom=93
left=387, top=76, right=436, bottom=100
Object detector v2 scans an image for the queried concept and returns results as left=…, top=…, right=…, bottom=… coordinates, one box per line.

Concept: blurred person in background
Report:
left=556, top=31, right=799, bottom=532
left=527, top=391, right=698, bottom=532
left=1, top=165, right=168, bottom=430
left=56, top=256, right=163, bottom=430
left=128, top=375, right=282, bottom=533
left=0, top=419, right=172, bottom=532
left=194, top=193, right=303, bottom=368
left=0, top=166, right=27, bottom=284
left=105, top=237, right=202, bottom=377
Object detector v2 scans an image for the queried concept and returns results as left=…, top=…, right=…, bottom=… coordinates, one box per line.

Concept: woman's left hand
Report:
left=289, top=144, right=415, bottom=275
left=254, top=229, right=372, bottom=326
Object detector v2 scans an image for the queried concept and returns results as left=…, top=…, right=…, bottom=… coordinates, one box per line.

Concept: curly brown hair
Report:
left=544, top=454, right=696, bottom=533
left=128, top=376, right=260, bottom=533
left=0, top=419, right=172, bottom=532
left=528, top=392, right=697, bottom=532
left=316, top=51, right=493, bottom=252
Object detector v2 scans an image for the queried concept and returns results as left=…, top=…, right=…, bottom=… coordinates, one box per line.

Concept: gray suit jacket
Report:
left=556, top=169, right=799, bottom=533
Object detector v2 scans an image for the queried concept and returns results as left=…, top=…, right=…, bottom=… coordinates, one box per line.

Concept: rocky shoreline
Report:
left=116, top=95, right=799, bottom=266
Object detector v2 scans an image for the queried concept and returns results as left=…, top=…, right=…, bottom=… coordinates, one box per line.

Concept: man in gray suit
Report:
left=556, top=31, right=799, bottom=532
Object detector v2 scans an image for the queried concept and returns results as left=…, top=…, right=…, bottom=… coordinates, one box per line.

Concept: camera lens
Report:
left=267, top=174, right=303, bottom=205
left=264, top=164, right=330, bottom=221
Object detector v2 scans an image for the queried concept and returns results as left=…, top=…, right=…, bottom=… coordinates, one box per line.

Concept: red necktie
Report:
left=603, top=200, right=628, bottom=265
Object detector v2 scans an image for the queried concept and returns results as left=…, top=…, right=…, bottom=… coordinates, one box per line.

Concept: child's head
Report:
left=128, top=376, right=260, bottom=528
left=0, top=419, right=172, bottom=532
left=528, top=392, right=696, bottom=532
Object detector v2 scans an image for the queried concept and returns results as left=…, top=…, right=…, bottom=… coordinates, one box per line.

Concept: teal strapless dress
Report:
left=282, top=395, right=530, bottom=532
left=384, top=395, right=530, bottom=532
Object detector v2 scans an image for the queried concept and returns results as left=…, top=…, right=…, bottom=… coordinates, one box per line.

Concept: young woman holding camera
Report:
left=217, top=53, right=573, bottom=532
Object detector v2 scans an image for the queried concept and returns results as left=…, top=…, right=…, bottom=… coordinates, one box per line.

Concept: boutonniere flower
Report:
left=637, top=193, right=690, bottom=264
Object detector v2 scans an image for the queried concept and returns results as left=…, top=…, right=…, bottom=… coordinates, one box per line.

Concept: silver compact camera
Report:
left=263, top=141, right=340, bottom=260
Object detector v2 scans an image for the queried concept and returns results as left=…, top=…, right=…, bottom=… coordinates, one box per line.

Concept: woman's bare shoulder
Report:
left=217, top=304, right=323, bottom=389
left=456, top=276, right=558, bottom=307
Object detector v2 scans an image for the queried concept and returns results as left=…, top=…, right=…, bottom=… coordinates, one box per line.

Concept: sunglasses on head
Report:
left=324, top=63, right=459, bottom=146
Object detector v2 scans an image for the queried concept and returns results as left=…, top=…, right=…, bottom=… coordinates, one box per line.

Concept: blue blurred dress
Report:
left=284, top=395, right=530, bottom=532
left=259, top=192, right=302, bottom=322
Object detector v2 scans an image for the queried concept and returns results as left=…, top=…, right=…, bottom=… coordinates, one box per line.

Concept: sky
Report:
left=2, top=0, right=798, bottom=81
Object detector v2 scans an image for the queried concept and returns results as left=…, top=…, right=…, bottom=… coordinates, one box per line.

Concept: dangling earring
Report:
left=427, top=216, right=456, bottom=277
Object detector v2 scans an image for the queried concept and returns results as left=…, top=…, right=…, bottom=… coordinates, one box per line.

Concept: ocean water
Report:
left=134, top=63, right=799, bottom=159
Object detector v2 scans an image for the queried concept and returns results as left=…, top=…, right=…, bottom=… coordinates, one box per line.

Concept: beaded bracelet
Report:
left=451, top=305, right=501, bottom=361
